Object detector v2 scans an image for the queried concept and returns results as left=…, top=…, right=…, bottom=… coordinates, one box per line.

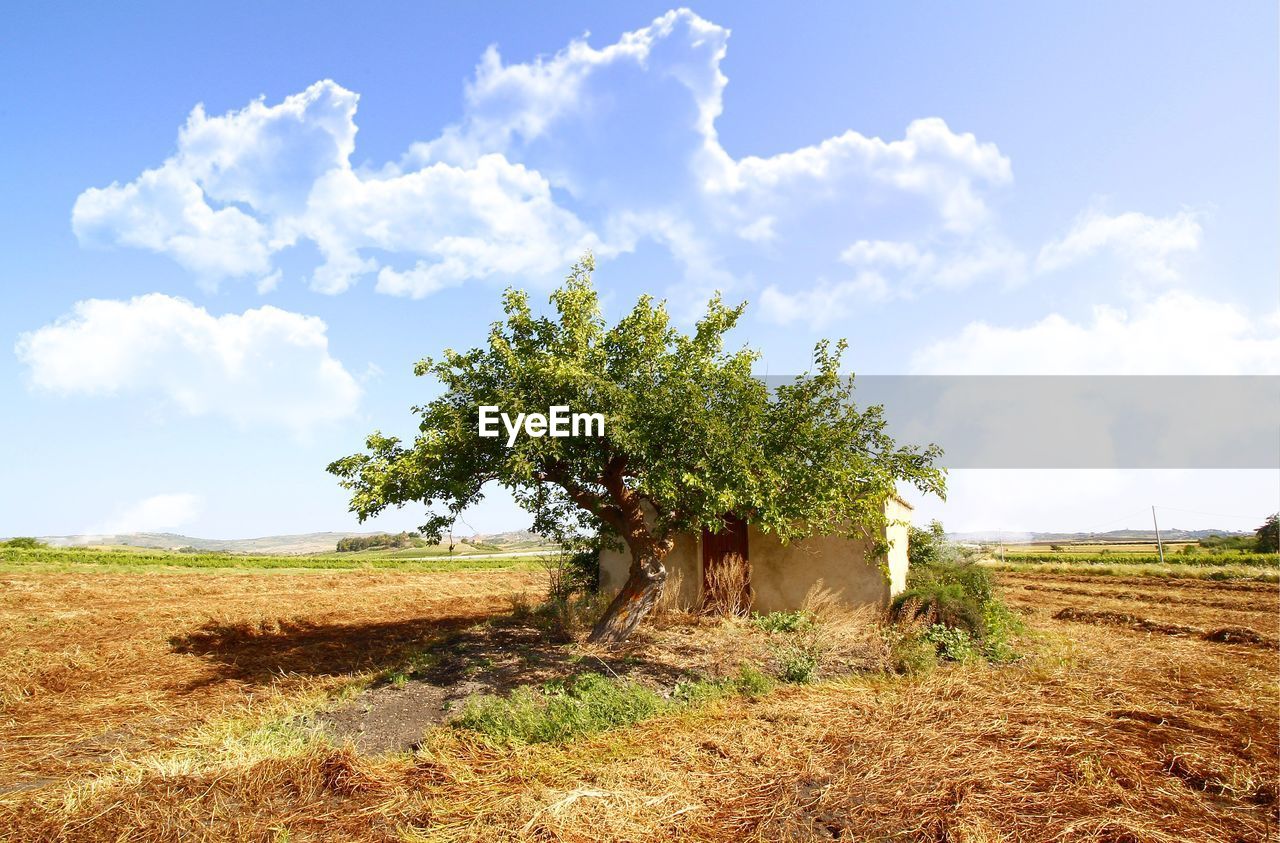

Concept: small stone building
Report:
left=598, top=497, right=913, bottom=613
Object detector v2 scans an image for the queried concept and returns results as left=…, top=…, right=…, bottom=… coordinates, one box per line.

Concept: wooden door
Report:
left=701, top=514, right=751, bottom=613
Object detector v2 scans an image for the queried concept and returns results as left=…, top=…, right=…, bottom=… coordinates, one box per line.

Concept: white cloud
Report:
left=73, top=165, right=273, bottom=279
left=71, top=11, right=1016, bottom=303
left=1036, top=208, right=1201, bottom=281
left=73, top=82, right=596, bottom=296
left=911, top=291, right=1280, bottom=374
left=88, top=492, right=203, bottom=535
left=716, top=117, right=1012, bottom=234
left=15, top=294, right=362, bottom=431
left=760, top=276, right=885, bottom=325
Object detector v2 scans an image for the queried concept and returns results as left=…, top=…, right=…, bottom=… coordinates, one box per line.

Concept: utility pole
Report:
left=1152, top=505, right=1165, bottom=563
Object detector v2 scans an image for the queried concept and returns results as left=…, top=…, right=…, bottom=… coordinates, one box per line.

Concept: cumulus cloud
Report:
left=911, top=291, right=1280, bottom=375
left=1036, top=208, right=1201, bottom=281
left=15, top=294, right=362, bottom=431
left=71, top=10, right=1016, bottom=303
left=88, top=493, right=203, bottom=535
left=73, top=82, right=597, bottom=296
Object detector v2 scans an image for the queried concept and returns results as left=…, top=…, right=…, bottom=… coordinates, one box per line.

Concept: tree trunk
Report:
left=588, top=548, right=668, bottom=645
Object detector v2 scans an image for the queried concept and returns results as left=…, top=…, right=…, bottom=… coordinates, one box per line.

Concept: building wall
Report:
left=747, top=528, right=888, bottom=613
left=598, top=497, right=913, bottom=612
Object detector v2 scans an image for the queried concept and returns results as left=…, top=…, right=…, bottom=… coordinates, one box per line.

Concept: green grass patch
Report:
left=453, top=674, right=664, bottom=745
left=999, top=551, right=1277, bottom=568
left=454, top=663, right=777, bottom=745
left=750, top=610, right=812, bottom=634
left=987, top=560, right=1279, bottom=582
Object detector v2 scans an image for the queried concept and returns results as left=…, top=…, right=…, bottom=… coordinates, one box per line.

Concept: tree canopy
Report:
left=1256, top=513, right=1279, bottom=554
left=329, top=257, right=945, bottom=642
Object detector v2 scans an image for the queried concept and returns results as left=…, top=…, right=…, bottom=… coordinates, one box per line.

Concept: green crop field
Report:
left=0, top=544, right=539, bottom=574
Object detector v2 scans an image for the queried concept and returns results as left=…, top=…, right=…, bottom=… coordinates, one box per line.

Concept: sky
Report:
left=2, top=2, right=1277, bottom=539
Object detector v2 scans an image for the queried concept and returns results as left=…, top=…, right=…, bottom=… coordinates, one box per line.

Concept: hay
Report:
left=1, top=569, right=1276, bottom=841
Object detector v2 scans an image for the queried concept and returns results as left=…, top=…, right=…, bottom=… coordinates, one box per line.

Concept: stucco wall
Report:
left=884, top=496, right=912, bottom=596
left=747, top=528, right=888, bottom=613
left=598, top=497, right=913, bottom=612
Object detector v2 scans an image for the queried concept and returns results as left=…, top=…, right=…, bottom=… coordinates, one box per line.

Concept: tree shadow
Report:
left=168, top=614, right=482, bottom=690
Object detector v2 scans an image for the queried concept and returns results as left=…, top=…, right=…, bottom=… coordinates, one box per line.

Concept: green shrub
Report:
left=751, top=610, right=812, bottom=634
left=565, top=546, right=601, bottom=594
left=775, top=642, right=820, bottom=683
left=896, top=560, right=1021, bottom=663
left=891, top=581, right=984, bottom=636
left=1, top=537, right=44, bottom=549
left=454, top=673, right=663, bottom=744
left=924, top=623, right=979, bottom=662
left=980, top=600, right=1024, bottom=663
left=908, top=520, right=949, bottom=566
left=734, top=662, right=774, bottom=697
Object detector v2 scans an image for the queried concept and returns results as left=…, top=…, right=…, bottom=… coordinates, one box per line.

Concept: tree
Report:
left=328, top=257, right=945, bottom=644
left=1257, top=513, right=1279, bottom=554
left=907, top=520, right=949, bottom=567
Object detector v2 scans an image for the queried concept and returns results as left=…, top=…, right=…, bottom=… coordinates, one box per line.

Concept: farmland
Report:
left=0, top=549, right=1276, bottom=841
left=978, top=542, right=1278, bottom=583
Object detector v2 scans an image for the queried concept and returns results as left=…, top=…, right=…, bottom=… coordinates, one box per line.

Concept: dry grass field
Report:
left=1, top=564, right=1276, bottom=842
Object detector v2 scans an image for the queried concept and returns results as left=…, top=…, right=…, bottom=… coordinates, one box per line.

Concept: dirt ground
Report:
left=1, top=567, right=1276, bottom=841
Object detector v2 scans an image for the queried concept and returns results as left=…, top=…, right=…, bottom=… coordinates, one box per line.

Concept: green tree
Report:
left=328, top=258, right=944, bottom=644
left=1257, top=513, right=1279, bottom=554
left=908, top=520, right=948, bottom=567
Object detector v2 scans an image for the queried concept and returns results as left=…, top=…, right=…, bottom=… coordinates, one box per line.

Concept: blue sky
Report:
left=2, top=3, right=1277, bottom=538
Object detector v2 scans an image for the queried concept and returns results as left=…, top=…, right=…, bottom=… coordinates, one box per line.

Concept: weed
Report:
left=894, top=561, right=1024, bottom=663
left=980, top=600, right=1025, bottom=663
left=454, top=673, right=664, bottom=744
left=508, top=591, right=533, bottom=619
left=775, top=642, right=821, bottom=683
left=880, top=624, right=938, bottom=675
left=924, top=623, right=979, bottom=662
left=734, top=662, right=774, bottom=696
left=751, top=610, right=812, bottom=634
left=892, top=581, right=984, bottom=635
left=671, top=678, right=732, bottom=705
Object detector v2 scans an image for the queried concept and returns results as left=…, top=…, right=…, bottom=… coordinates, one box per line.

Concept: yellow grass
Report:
left=1, top=568, right=1276, bottom=841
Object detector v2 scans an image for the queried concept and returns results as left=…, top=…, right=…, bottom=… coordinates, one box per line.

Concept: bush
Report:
left=531, top=592, right=611, bottom=640
left=907, top=520, right=949, bottom=567
left=924, top=623, right=980, bottom=662
left=894, top=560, right=1021, bottom=663
left=454, top=673, right=663, bottom=745
left=980, top=600, right=1023, bottom=662
left=1257, top=514, right=1279, bottom=554
left=891, top=581, right=984, bottom=636
left=775, top=642, right=821, bottom=683
left=539, top=545, right=600, bottom=601
left=734, top=662, right=774, bottom=697
left=1, top=537, right=44, bottom=549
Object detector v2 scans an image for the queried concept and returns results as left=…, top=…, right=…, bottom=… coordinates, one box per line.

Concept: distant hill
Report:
left=948, top=528, right=1250, bottom=545
left=31, top=529, right=558, bottom=556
